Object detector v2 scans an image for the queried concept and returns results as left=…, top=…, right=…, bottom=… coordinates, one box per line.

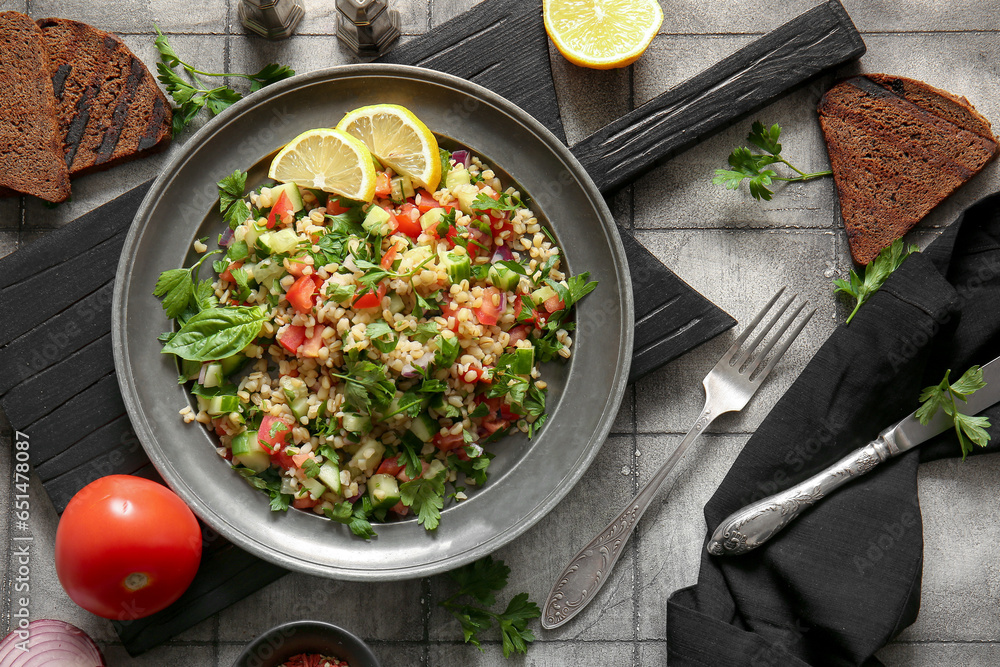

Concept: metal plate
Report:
left=113, top=64, right=633, bottom=580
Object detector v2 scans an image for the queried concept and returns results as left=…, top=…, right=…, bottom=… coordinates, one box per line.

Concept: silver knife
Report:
left=707, top=356, right=1000, bottom=556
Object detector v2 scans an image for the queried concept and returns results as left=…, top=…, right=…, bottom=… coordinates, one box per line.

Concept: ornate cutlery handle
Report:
left=542, top=406, right=716, bottom=629
left=707, top=438, right=892, bottom=556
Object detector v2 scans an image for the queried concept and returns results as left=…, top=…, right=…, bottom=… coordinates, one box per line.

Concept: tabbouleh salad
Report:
left=155, top=113, right=597, bottom=539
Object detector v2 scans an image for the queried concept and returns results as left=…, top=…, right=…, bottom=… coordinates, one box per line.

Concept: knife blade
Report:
left=707, top=356, right=1000, bottom=556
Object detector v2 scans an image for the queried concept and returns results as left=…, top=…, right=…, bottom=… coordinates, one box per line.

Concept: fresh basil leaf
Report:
left=161, top=306, right=268, bottom=361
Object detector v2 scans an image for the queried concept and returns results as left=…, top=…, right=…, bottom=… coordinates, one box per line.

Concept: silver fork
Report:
left=540, top=287, right=815, bottom=629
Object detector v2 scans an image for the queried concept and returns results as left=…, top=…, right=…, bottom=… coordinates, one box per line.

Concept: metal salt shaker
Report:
left=336, top=0, right=401, bottom=58
left=239, top=0, right=305, bottom=40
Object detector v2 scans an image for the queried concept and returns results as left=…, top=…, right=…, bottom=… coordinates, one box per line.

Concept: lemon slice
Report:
left=268, top=128, right=377, bottom=202
left=336, top=104, right=441, bottom=192
left=543, top=0, right=664, bottom=70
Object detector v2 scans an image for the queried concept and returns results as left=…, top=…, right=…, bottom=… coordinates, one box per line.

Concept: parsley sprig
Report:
left=439, top=556, right=541, bottom=658
left=154, top=27, right=294, bottom=136
left=713, top=122, right=832, bottom=201
left=833, top=239, right=920, bottom=324
left=916, top=366, right=992, bottom=460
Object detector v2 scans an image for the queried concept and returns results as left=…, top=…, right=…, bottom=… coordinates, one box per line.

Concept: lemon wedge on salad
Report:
left=336, top=104, right=441, bottom=192
left=268, top=128, right=377, bottom=202
left=543, top=0, right=663, bottom=70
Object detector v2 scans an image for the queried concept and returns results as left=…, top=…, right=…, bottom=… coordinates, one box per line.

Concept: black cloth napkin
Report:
left=666, top=192, right=1000, bottom=666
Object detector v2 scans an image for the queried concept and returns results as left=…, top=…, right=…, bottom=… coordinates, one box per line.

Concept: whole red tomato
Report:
left=55, top=475, right=202, bottom=620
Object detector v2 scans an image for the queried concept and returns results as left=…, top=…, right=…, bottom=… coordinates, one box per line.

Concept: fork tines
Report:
left=725, top=288, right=815, bottom=382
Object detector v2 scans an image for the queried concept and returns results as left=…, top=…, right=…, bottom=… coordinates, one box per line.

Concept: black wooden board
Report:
left=571, top=0, right=866, bottom=194
left=0, top=0, right=866, bottom=655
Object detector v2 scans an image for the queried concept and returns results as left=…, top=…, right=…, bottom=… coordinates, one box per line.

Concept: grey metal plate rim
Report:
left=112, top=63, right=633, bottom=581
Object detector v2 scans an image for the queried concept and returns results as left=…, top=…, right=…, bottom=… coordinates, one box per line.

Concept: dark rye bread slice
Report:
left=37, top=17, right=172, bottom=177
left=0, top=12, right=71, bottom=203
left=818, top=74, right=998, bottom=265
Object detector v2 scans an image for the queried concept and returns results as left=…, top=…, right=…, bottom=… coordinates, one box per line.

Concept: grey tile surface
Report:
left=6, top=0, right=1000, bottom=665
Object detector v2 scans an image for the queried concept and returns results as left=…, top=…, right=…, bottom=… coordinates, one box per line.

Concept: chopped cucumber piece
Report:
left=280, top=376, right=309, bottom=422
left=530, top=285, right=557, bottom=305
left=389, top=176, right=405, bottom=204
left=219, top=354, right=248, bottom=377
left=419, top=207, right=446, bottom=232
left=318, top=460, right=341, bottom=494
left=511, top=346, right=535, bottom=375
left=367, top=474, right=401, bottom=510
left=202, top=362, right=224, bottom=388
left=250, top=258, right=284, bottom=289
left=206, top=394, right=240, bottom=416
left=270, top=182, right=304, bottom=212
left=408, top=412, right=438, bottom=443
left=348, top=440, right=385, bottom=475
left=362, top=206, right=393, bottom=236
left=342, top=413, right=372, bottom=434
left=244, top=222, right=266, bottom=252
left=300, top=477, right=326, bottom=500
left=443, top=252, right=471, bottom=285
left=388, top=292, right=405, bottom=314
left=455, top=188, right=477, bottom=215
left=401, top=174, right=415, bottom=199
left=232, top=431, right=269, bottom=472
left=268, top=228, right=299, bottom=254
left=445, top=166, right=471, bottom=189
left=487, top=264, right=520, bottom=291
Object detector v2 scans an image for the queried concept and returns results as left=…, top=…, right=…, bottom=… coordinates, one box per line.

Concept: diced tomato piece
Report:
left=544, top=294, right=565, bottom=313
left=481, top=415, right=509, bottom=437
left=375, top=172, right=392, bottom=198
left=287, top=275, right=317, bottom=313
left=292, top=496, right=319, bottom=509
left=513, top=295, right=547, bottom=328
left=300, top=325, right=325, bottom=358
left=220, top=260, right=243, bottom=284
left=278, top=325, right=306, bottom=354
left=376, top=455, right=403, bottom=477
left=390, top=501, right=409, bottom=516
left=433, top=431, right=466, bottom=452
left=380, top=243, right=401, bottom=270
left=266, top=190, right=294, bottom=229
left=285, top=255, right=310, bottom=277
left=259, top=415, right=293, bottom=453
left=396, top=461, right=430, bottom=483
left=439, top=300, right=461, bottom=332
left=461, top=366, right=491, bottom=384
left=394, top=202, right=422, bottom=238
left=327, top=196, right=351, bottom=215
left=415, top=189, right=445, bottom=214
left=292, top=452, right=312, bottom=468
left=507, top=324, right=531, bottom=348
left=473, top=286, right=502, bottom=326
left=352, top=281, right=387, bottom=309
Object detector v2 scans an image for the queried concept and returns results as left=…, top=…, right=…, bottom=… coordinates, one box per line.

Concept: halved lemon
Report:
left=543, top=0, right=664, bottom=70
left=336, top=104, right=441, bottom=192
left=268, top=128, right=377, bottom=202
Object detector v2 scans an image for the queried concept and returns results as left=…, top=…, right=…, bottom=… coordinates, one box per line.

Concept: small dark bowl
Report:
left=232, top=621, right=381, bottom=667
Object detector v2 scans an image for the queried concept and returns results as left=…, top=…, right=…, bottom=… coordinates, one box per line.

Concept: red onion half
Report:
left=0, top=619, right=105, bottom=667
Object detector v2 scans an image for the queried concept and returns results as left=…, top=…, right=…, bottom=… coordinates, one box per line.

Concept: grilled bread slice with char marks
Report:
left=818, top=74, right=998, bottom=265
left=37, top=17, right=172, bottom=177
left=0, top=11, right=71, bottom=203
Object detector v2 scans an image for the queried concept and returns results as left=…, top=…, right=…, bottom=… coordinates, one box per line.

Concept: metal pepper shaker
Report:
left=336, top=0, right=401, bottom=58
left=239, top=0, right=305, bottom=40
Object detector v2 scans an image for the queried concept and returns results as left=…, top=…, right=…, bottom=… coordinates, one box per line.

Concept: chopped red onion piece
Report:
left=197, top=363, right=209, bottom=385
left=451, top=150, right=471, bottom=168
left=0, top=619, right=106, bottom=666
left=219, top=227, right=235, bottom=248
left=498, top=291, right=507, bottom=312
left=491, top=244, right=513, bottom=263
